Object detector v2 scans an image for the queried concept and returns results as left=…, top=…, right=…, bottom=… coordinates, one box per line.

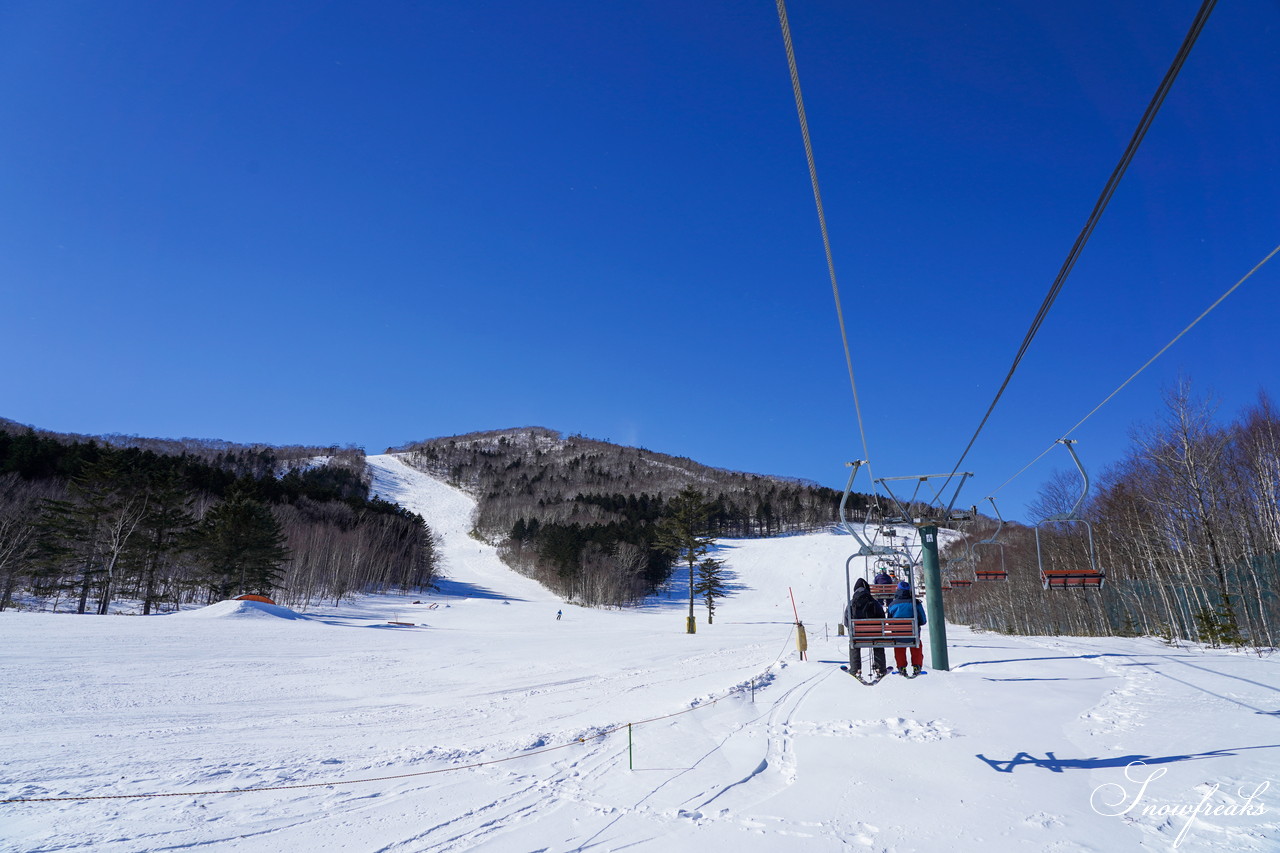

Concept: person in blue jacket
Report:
left=887, top=581, right=926, bottom=676
left=844, top=578, right=888, bottom=677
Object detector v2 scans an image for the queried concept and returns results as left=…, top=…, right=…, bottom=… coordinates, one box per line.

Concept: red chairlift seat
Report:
left=869, top=583, right=900, bottom=600
left=973, top=497, right=1009, bottom=583
left=1035, top=441, right=1108, bottom=594
left=950, top=578, right=974, bottom=588
left=849, top=618, right=920, bottom=648
left=1041, top=569, right=1105, bottom=590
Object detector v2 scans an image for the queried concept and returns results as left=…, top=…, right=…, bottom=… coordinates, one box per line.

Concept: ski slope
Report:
left=2, top=454, right=1277, bottom=852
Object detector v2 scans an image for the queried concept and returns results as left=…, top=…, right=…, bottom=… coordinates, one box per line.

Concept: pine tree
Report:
left=695, top=556, right=728, bottom=624
left=192, top=490, right=289, bottom=600
left=37, top=452, right=148, bottom=615
left=1193, top=603, right=1244, bottom=648
left=132, top=470, right=194, bottom=614
left=655, top=487, right=715, bottom=634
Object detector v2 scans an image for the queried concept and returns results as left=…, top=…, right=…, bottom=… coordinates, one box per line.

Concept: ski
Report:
left=840, top=665, right=886, bottom=686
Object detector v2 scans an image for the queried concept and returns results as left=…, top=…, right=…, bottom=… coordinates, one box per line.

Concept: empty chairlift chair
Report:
left=974, top=496, right=1009, bottom=582
left=1035, top=440, right=1106, bottom=591
left=943, top=543, right=976, bottom=588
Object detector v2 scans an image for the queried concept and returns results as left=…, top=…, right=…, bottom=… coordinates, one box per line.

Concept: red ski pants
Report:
left=894, top=643, right=923, bottom=669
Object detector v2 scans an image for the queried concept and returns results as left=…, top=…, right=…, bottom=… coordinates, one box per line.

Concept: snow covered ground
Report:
left=2, top=454, right=1277, bottom=852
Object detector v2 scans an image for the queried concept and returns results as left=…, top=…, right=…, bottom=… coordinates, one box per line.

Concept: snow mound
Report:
left=167, top=599, right=308, bottom=620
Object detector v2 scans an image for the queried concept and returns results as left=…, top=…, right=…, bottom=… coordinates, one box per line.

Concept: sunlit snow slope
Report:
left=2, top=454, right=1277, bottom=852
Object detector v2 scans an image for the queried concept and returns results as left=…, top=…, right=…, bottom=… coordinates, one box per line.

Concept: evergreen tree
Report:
left=36, top=452, right=147, bottom=615
left=655, top=487, right=715, bottom=634
left=1193, top=603, right=1244, bottom=648
left=193, top=490, right=290, bottom=600
left=132, top=470, right=194, bottom=614
left=695, top=556, right=728, bottom=624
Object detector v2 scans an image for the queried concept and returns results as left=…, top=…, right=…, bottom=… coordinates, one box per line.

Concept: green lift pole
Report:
left=919, top=525, right=950, bottom=672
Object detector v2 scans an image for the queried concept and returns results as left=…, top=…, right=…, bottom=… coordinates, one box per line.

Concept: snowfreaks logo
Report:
left=1090, top=761, right=1269, bottom=848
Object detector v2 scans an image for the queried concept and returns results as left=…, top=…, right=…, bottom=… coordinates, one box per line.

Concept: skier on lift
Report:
left=844, top=578, right=888, bottom=678
left=887, top=581, right=927, bottom=677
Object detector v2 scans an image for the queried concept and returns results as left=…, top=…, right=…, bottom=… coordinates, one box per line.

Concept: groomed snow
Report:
left=2, top=454, right=1277, bottom=852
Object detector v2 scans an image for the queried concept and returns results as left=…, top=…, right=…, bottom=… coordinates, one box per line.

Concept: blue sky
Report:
left=2, top=1, right=1277, bottom=521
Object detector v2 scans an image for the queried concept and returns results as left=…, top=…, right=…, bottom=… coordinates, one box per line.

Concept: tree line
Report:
left=0, top=426, right=438, bottom=613
left=394, top=427, right=867, bottom=607
left=941, top=384, right=1280, bottom=648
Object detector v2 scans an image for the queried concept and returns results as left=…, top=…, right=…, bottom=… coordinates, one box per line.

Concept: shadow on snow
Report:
left=977, top=744, right=1280, bottom=773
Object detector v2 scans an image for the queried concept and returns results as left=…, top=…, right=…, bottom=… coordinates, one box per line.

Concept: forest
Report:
left=0, top=421, right=438, bottom=613
left=393, top=427, right=861, bottom=606
left=941, top=386, right=1280, bottom=648
left=9, top=385, right=1270, bottom=645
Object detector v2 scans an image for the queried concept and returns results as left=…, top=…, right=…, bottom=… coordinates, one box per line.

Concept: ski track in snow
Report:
left=2, top=453, right=1278, bottom=852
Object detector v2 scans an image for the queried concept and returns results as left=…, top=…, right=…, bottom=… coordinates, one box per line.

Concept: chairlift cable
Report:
left=775, top=0, right=874, bottom=472
left=943, top=0, right=1219, bottom=483
left=989, top=241, right=1280, bottom=496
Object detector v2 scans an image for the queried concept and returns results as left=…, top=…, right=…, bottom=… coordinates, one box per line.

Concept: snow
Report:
left=167, top=600, right=309, bottom=621
left=2, top=454, right=1277, bottom=852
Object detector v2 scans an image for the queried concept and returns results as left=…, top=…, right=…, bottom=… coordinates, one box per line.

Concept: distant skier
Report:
left=887, top=581, right=927, bottom=676
left=873, top=568, right=894, bottom=585
left=556, top=609, right=562, bottom=621
left=844, top=578, right=887, bottom=678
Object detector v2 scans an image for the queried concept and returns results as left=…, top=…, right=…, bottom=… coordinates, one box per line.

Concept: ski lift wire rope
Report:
left=941, top=0, right=1219, bottom=490
left=987, top=241, right=1280, bottom=498
left=775, top=0, right=874, bottom=477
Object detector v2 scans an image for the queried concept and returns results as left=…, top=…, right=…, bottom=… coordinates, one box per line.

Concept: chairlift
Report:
left=842, top=521, right=921, bottom=676
left=839, top=462, right=912, bottom=560
left=870, top=551, right=918, bottom=599
left=869, top=582, right=900, bottom=600
left=942, top=530, right=975, bottom=576
left=1035, top=440, right=1106, bottom=591
left=848, top=617, right=921, bottom=649
left=973, top=496, right=1009, bottom=582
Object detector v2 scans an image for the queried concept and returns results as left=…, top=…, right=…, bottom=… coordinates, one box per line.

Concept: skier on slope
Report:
left=886, top=581, right=927, bottom=676
left=844, top=578, right=887, bottom=678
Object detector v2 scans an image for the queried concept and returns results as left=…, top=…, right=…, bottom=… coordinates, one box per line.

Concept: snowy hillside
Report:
left=2, top=454, right=1277, bottom=852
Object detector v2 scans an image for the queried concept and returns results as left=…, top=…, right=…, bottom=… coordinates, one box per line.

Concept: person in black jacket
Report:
left=844, top=577, right=887, bottom=677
